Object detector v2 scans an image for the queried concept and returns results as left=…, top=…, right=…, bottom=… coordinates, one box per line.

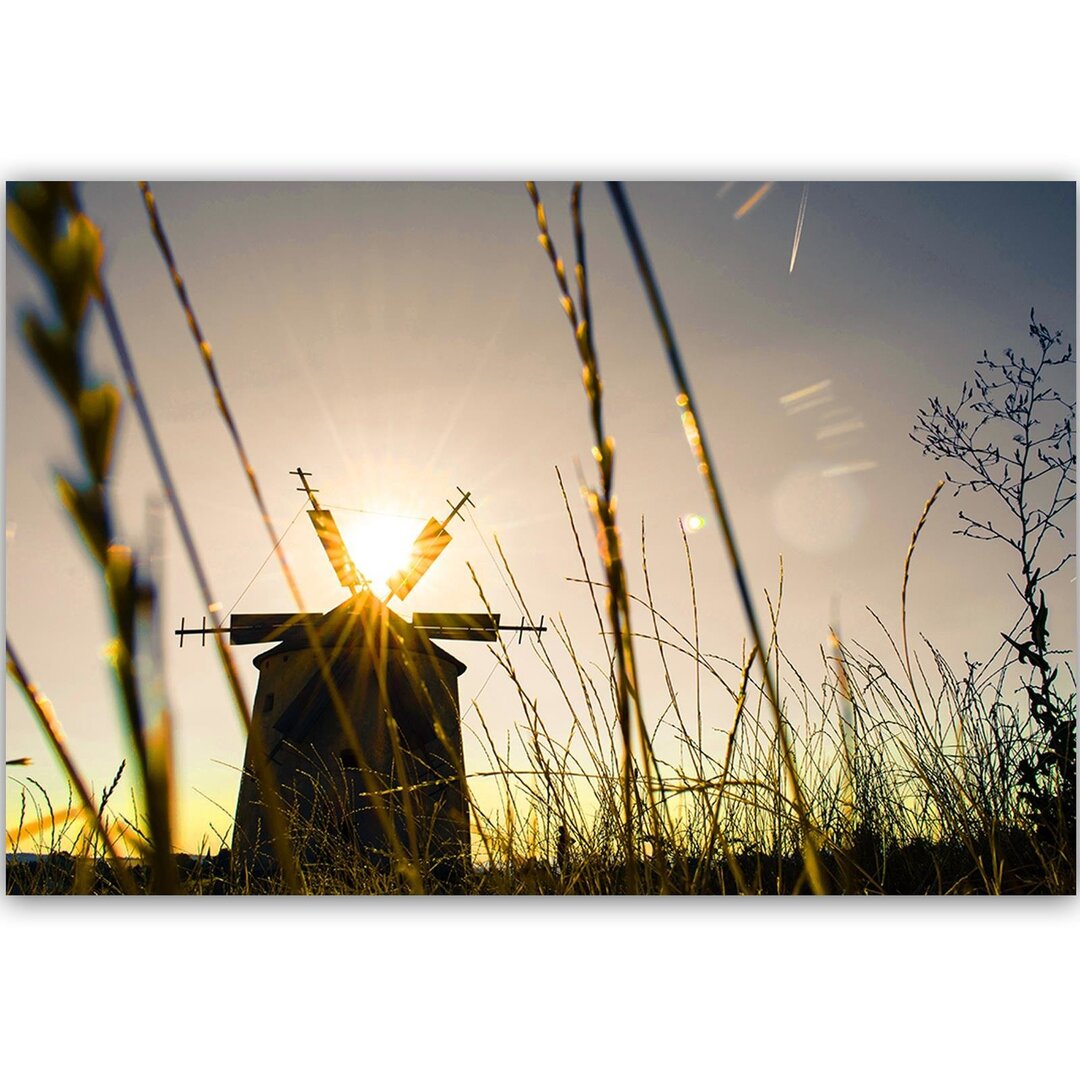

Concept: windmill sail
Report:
left=412, top=612, right=500, bottom=641
left=308, top=508, right=363, bottom=590
left=387, top=517, right=452, bottom=600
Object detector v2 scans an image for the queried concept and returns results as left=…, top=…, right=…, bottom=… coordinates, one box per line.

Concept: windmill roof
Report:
left=252, top=591, right=468, bottom=676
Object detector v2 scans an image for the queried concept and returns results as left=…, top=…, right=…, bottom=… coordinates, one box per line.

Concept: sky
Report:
left=4, top=180, right=1076, bottom=851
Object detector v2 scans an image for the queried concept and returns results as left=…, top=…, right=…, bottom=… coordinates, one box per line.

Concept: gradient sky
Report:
left=5, top=181, right=1075, bottom=851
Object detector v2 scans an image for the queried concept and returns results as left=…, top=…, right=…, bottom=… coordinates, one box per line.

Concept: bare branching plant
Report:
left=912, top=311, right=1076, bottom=863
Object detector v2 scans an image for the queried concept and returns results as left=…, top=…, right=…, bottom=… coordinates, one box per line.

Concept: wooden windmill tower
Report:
left=176, top=469, right=544, bottom=878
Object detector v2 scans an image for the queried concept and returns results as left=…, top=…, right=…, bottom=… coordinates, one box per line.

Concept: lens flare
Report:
left=771, top=464, right=866, bottom=555
left=734, top=182, right=775, bottom=220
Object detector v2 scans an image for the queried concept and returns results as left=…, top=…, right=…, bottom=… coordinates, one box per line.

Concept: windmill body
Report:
left=232, top=592, right=469, bottom=877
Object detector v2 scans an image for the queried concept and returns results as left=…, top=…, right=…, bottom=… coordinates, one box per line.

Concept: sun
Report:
left=339, top=513, right=423, bottom=592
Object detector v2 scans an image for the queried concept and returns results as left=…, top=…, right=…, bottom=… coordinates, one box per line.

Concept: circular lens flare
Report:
left=771, top=463, right=865, bottom=555
left=683, top=512, right=706, bottom=533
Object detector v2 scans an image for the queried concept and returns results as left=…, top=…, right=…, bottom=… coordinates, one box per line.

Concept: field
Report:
left=5, top=180, right=1075, bottom=895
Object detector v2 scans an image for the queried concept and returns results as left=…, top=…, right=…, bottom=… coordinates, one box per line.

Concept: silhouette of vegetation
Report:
left=912, top=313, right=1075, bottom=867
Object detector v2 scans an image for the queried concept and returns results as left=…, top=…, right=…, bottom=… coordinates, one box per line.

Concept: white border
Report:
left=2, top=2, right=1077, bottom=1075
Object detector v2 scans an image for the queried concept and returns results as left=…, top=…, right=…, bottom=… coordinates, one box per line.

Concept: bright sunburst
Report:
left=339, top=513, right=421, bottom=591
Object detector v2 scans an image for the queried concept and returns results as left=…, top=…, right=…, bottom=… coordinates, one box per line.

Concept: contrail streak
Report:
left=734, top=181, right=774, bottom=219
left=789, top=183, right=809, bottom=273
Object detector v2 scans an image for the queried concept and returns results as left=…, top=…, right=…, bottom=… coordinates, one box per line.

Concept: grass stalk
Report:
left=6, top=642, right=137, bottom=893
left=606, top=180, right=827, bottom=894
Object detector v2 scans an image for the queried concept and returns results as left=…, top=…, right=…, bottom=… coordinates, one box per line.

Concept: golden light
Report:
left=733, top=181, right=774, bottom=220
left=340, top=513, right=424, bottom=591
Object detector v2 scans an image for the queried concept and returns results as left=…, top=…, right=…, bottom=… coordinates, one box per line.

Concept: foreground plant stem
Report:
left=606, top=181, right=827, bottom=894
left=135, top=182, right=423, bottom=892
left=527, top=181, right=674, bottom=892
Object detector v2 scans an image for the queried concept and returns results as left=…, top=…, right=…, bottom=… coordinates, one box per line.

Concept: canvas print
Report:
left=4, top=181, right=1075, bottom=895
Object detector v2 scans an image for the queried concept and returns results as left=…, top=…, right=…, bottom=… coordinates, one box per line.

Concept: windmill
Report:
left=176, top=468, right=545, bottom=879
